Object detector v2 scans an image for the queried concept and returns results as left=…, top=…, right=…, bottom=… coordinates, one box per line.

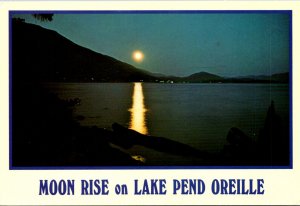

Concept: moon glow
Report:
left=132, top=50, right=144, bottom=63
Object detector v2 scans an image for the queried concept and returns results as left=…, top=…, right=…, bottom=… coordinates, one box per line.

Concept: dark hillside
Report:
left=12, top=20, right=156, bottom=83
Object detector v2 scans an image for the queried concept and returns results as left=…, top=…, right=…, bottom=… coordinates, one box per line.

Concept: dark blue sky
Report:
left=14, top=12, right=291, bottom=77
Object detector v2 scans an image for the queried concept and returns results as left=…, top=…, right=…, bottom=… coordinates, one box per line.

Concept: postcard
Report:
left=0, top=0, right=299, bottom=205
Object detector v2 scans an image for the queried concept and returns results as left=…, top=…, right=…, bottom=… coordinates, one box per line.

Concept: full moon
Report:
left=132, top=50, right=144, bottom=63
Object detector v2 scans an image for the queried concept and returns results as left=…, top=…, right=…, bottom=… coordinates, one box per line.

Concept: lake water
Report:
left=45, top=83, right=289, bottom=165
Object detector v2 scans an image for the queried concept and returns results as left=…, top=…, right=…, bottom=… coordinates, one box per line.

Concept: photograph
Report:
left=11, top=11, right=291, bottom=168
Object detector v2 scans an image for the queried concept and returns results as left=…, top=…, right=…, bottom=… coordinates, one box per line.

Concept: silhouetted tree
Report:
left=32, top=14, right=54, bottom=22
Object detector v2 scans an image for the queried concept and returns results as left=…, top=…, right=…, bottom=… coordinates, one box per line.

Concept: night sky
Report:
left=14, top=12, right=291, bottom=77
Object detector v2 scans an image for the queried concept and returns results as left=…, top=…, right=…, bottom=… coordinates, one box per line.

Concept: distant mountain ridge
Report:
left=158, top=71, right=289, bottom=83
left=183, top=71, right=223, bottom=82
left=222, top=72, right=289, bottom=83
left=12, top=20, right=289, bottom=84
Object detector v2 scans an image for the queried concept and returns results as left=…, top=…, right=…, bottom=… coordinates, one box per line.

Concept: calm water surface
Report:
left=45, top=83, right=289, bottom=165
